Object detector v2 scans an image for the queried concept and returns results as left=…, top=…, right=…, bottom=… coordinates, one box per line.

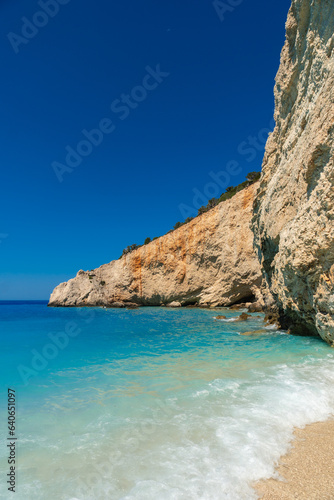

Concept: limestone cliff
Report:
left=49, top=183, right=262, bottom=308
left=252, top=0, right=334, bottom=343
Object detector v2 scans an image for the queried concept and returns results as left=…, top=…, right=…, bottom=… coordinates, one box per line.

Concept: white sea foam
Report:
left=4, top=307, right=334, bottom=500
left=215, top=317, right=238, bottom=322
left=264, top=324, right=279, bottom=330
left=7, top=356, right=334, bottom=500
left=67, top=356, right=334, bottom=500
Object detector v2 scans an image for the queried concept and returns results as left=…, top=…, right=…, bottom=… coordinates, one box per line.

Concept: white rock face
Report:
left=49, top=183, right=263, bottom=309
left=252, top=0, right=334, bottom=343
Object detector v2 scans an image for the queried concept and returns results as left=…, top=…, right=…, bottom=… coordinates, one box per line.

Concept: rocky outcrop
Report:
left=49, top=183, right=263, bottom=308
left=252, top=0, right=334, bottom=343
left=50, top=1, right=334, bottom=343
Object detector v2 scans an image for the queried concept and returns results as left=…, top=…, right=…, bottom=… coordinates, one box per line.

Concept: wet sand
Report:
left=255, top=419, right=334, bottom=499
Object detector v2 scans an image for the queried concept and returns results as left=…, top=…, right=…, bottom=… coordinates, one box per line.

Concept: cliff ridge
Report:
left=49, top=183, right=263, bottom=308
left=252, top=0, right=334, bottom=343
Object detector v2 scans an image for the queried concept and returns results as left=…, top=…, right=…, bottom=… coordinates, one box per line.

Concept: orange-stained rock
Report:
left=49, top=183, right=263, bottom=308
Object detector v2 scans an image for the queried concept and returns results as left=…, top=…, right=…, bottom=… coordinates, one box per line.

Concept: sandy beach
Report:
left=255, top=419, right=334, bottom=499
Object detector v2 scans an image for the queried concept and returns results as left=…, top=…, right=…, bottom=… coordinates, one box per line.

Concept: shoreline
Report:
left=254, top=418, right=334, bottom=499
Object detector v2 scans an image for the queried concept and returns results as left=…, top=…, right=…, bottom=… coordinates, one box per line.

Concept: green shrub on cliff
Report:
left=246, top=171, right=261, bottom=182
left=120, top=243, right=140, bottom=258
left=119, top=171, right=260, bottom=260
left=197, top=205, right=208, bottom=216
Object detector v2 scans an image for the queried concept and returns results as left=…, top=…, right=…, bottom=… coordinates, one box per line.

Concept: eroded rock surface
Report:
left=49, top=184, right=262, bottom=309
left=252, top=0, right=334, bottom=343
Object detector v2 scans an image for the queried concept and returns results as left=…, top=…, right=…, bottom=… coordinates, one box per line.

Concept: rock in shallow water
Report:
left=235, top=313, right=251, bottom=322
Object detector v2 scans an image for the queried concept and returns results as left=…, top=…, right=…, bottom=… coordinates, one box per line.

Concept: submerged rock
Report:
left=241, top=329, right=268, bottom=336
left=264, top=313, right=280, bottom=327
left=235, top=313, right=251, bottom=322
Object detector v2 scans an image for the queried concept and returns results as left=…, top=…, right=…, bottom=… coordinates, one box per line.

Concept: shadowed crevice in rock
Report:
left=306, top=144, right=331, bottom=197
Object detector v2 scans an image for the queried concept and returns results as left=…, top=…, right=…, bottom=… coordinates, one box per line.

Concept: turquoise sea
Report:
left=1, top=301, right=334, bottom=500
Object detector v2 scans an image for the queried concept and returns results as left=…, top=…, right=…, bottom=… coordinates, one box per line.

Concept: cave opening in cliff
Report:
left=232, top=294, right=257, bottom=305
left=183, top=301, right=199, bottom=307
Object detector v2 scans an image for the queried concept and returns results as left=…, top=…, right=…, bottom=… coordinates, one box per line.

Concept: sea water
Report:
left=0, top=301, right=334, bottom=500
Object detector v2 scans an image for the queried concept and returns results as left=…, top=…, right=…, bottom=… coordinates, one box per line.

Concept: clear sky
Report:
left=0, top=0, right=292, bottom=299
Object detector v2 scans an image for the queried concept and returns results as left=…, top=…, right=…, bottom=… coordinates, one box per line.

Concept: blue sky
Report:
left=0, top=0, right=292, bottom=299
